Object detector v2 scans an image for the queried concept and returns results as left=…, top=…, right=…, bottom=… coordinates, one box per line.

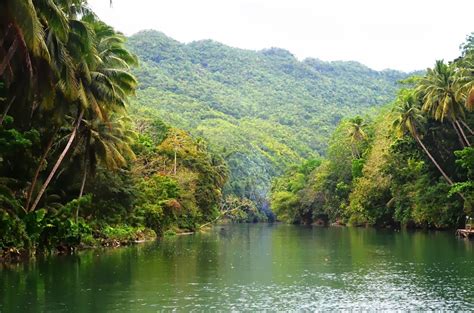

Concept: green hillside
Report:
left=128, top=30, right=410, bottom=197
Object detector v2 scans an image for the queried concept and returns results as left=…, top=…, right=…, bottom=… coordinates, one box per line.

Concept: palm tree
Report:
left=210, top=154, right=229, bottom=189
left=29, top=16, right=137, bottom=212
left=169, top=130, right=185, bottom=175
left=348, top=116, right=367, bottom=159
left=73, top=114, right=136, bottom=221
left=416, top=60, right=471, bottom=147
left=0, top=0, right=53, bottom=128
left=29, top=109, right=84, bottom=212
left=24, top=7, right=99, bottom=211
left=454, top=52, right=474, bottom=135
left=392, top=90, right=454, bottom=185
left=27, top=16, right=94, bottom=212
left=0, top=0, right=87, bottom=122
left=0, top=0, right=50, bottom=77
left=73, top=20, right=137, bottom=220
left=2, top=0, right=78, bottom=211
left=72, top=19, right=138, bottom=200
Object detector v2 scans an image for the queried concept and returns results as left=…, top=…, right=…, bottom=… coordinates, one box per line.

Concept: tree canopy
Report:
left=127, top=30, right=412, bottom=198
left=270, top=35, right=474, bottom=228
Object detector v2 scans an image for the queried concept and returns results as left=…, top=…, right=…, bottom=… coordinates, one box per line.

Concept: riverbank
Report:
left=0, top=225, right=157, bottom=263
left=1, top=222, right=221, bottom=263
left=4, top=220, right=471, bottom=264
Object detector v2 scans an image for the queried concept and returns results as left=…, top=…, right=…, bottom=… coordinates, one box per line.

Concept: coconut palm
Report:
left=0, top=0, right=51, bottom=127
left=348, top=116, right=367, bottom=159
left=169, top=130, right=185, bottom=175
left=72, top=20, right=138, bottom=206
left=0, top=0, right=89, bottom=120
left=29, top=16, right=137, bottom=212
left=392, top=90, right=454, bottom=185
left=26, top=15, right=95, bottom=212
left=416, top=60, right=471, bottom=147
left=210, top=154, right=229, bottom=189
left=454, top=52, right=474, bottom=135
left=5, top=0, right=96, bottom=212
left=0, top=0, right=50, bottom=77
left=72, top=114, right=136, bottom=221
left=77, top=115, right=136, bottom=193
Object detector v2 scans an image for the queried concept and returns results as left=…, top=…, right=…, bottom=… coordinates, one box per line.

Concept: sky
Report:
left=88, top=0, right=474, bottom=72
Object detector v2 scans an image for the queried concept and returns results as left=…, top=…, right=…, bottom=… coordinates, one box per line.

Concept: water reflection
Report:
left=1, top=225, right=473, bottom=311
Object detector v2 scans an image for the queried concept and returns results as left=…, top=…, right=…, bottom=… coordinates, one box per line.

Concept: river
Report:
left=1, top=224, right=473, bottom=311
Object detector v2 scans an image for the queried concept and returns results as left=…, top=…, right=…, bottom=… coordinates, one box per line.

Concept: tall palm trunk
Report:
left=451, top=121, right=467, bottom=148
left=76, top=163, right=87, bottom=223
left=455, top=120, right=471, bottom=146
left=414, top=135, right=467, bottom=201
left=460, top=120, right=474, bottom=135
left=0, top=96, right=16, bottom=125
left=173, top=148, right=177, bottom=175
left=25, top=127, right=59, bottom=211
left=0, top=37, right=18, bottom=76
left=351, top=143, right=360, bottom=159
left=414, top=135, right=453, bottom=185
left=29, top=109, right=84, bottom=212
left=414, top=134, right=465, bottom=206
left=78, top=165, right=87, bottom=199
left=76, top=141, right=90, bottom=223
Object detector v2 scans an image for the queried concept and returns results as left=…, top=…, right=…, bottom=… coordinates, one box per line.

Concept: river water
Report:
left=1, top=224, right=473, bottom=311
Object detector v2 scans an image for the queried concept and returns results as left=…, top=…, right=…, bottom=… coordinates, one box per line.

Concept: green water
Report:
left=1, top=224, right=473, bottom=311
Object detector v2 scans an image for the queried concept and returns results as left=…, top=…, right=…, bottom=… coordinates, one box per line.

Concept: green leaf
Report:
left=35, top=209, right=47, bottom=223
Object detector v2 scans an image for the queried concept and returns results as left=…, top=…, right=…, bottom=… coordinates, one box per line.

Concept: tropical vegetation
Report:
left=0, top=0, right=230, bottom=260
left=271, top=35, right=474, bottom=228
left=127, top=30, right=412, bottom=199
left=1, top=0, right=472, bottom=262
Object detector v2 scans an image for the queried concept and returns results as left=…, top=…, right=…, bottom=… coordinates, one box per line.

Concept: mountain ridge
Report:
left=129, top=30, right=417, bottom=73
left=127, top=30, right=412, bottom=198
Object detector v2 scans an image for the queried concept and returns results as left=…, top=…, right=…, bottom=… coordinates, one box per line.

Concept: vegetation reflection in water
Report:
left=1, top=224, right=473, bottom=311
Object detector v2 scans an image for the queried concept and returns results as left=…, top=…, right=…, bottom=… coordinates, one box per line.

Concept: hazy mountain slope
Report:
left=128, top=30, right=410, bottom=197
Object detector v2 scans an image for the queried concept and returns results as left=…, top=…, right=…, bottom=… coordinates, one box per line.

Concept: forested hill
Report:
left=128, top=30, right=411, bottom=197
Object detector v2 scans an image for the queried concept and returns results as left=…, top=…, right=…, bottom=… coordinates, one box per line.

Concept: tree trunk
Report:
left=78, top=166, right=87, bottom=199
left=414, top=135, right=453, bottom=185
left=351, top=143, right=359, bottom=159
left=76, top=137, right=90, bottom=223
left=0, top=96, right=15, bottom=125
left=76, top=163, right=88, bottom=223
left=0, top=37, right=18, bottom=76
left=460, top=120, right=474, bottom=135
left=173, top=148, right=177, bottom=175
left=25, top=127, right=59, bottom=211
left=455, top=120, right=471, bottom=147
left=0, top=24, right=12, bottom=48
left=451, top=121, right=466, bottom=148
left=29, top=109, right=84, bottom=212
left=199, top=206, right=244, bottom=229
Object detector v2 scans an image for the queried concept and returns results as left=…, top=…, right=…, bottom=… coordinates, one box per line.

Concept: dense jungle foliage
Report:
left=127, top=30, right=411, bottom=198
left=271, top=35, right=474, bottom=229
left=2, top=0, right=472, bottom=261
left=0, top=0, right=240, bottom=259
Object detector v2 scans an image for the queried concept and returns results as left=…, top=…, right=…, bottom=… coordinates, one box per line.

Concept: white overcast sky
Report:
left=88, top=0, right=474, bottom=72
